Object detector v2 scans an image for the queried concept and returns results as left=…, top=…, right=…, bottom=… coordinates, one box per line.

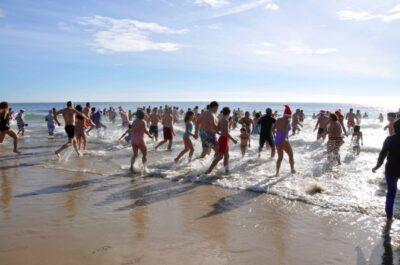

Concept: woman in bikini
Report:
left=0, top=101, right=20, bottom=154
left=274, top=105, right=296, bottom=177
left=174, top=110, right=196, bottom=163
left=120, top=109, right=153, bottom=172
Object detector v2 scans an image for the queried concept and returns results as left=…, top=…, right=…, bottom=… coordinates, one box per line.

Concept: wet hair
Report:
left=329, top=113, right=338, bottom=121
left=184, top=110, right=194, bottom=122
left=209, top=101, right=219, bottom=109
left=222, top=107, right=231, bottom=116
left=75, top=105, right=83, bottom=112
left=266, top=108, right=272, bottom=115
left=67, top=101, right=72, bottom=107
left=136, top=109, right=145, bottom=120
left=353, top=125, right=360, bottom=133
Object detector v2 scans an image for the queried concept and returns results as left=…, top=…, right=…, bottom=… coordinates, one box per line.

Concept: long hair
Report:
left=0, top=101, right=9, bottom=120
left=184, top=110, right=194, bottom=122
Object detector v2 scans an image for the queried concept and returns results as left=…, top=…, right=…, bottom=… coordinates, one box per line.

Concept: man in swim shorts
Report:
left=314, top=110, right=329, bottom=141
left=258, top=108, right=276, bottom=158
left=345, top=108, right=358, bottom=132
left=149, top=108, right=160, bottom=141
left=155, top=107, right=175, bottom=151
left=195, top=101, right=219, bottom=158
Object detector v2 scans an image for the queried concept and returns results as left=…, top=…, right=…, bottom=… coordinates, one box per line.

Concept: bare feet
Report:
left=291, top=169, right=296, bottom=174
left=55, top=151, right=61, bottom=159
left=13, top=149, right=21, bottom=154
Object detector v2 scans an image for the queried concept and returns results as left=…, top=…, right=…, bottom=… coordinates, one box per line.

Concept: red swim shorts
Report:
left=163, top=127, right=173, bottom=140
left=217, top=136, right=229, bottom=153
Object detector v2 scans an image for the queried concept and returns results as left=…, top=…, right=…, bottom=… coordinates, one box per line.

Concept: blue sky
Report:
left=0, top=0, right=399, bottom=105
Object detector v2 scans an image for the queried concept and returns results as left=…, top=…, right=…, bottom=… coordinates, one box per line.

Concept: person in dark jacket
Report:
left=373, top=119, right=400, bottom=220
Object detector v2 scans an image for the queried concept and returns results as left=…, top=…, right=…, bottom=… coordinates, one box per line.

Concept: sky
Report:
left=0, top=0, right=399, bottom=105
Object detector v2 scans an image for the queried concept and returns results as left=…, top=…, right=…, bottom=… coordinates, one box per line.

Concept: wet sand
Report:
left=0, top=158, right=399, bottom=265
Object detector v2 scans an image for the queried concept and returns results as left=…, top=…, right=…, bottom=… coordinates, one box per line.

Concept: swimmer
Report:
left=195, top=101, right=219, bottom=158
left=54, top=101, right=90, bottom=159
left=275, top=105, right=296, bottom=176
left=239, top=127, right=249, bottom=157
left=258, top=108, right=276, bottom=158
left=327, top=113, right=344, bottom=165
left=0, top=101, right=20, bottom=153
left=205, top=107, right=238, bottom=174
left=155, top=108, right=175, bottom=151
left=351, top=125, right=363, bottom=155
left=119, top=110, right=153, bottom=173
left=174, top=111, right=196, bottom=163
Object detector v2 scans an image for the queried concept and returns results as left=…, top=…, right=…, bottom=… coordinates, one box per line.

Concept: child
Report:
left=119, top=110, right=153, bottom=173
left=206, top=107, right=238, bottom=174
left=174, top=111, right=196, bottom=163
left=16, top=109, right=27, bottom=136
left=239, top=127, right=249, bottom=157
left=351, top=125, right=363, bottom=155
left=45, top=110, right=55, bottom=137
left=384, top=113, right=397, bottom=136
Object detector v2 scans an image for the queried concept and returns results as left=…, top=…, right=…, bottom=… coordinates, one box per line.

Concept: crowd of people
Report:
left=1, top=100, right=400, bottom=221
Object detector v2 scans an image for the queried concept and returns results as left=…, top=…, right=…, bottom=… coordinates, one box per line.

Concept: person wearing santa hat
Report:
left=274, top=105, right=296, bottom=176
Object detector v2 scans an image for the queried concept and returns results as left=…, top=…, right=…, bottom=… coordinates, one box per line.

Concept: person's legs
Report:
left=167, top=139, right=173, bottom=151
left=6, top=130, right=20, bottom=153
left=223, top=152, right=229, bottom=173
left=206, top=153, right=223, bottom=174
left=284, top=142, right=296, bottom=174
left=130, top=145, right=139, bottom=171
left=385, top=176, right=398, bottom=220
left=188, top=139, right=194, bottom=162
left=276, top=147, right=284, bottom=176
left=0, top=131, right=6, bottom=143
left=140, top=144, right=147, bottom=166
left=55, top=138, right=72, bottom=158
left=72, top=138, right=80, bottom=156
left=258, top=137, right=265, bottom=157
left=155, top=140, right=167, bottom=150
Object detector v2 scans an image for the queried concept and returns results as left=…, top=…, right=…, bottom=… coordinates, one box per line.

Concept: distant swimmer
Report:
left=239, top=111, right=253, bottom=147
left=384, top=113, right=397, bottom=136
left=326, top=113, right=344, bottom=165
left=15, top=109, right=27, bottom=136
left=291, top=109, right=303, bottom=135
left=363, top=112, right=368, bottom=119
left=206, top=107, right=237, bottom=174
left=345, top=108, right=358, bottom=132
left=379, top=113, right=384, bottom=123
left=314, top=110, right=329, bottom=141
left=275, top=105, right=296, bottom=176
left=258, top=108, right=276, bottom=158
left=239, top=127, right=250, bottom=157
left=174, top=110, right=196, bottom=163
left=149, top=108, right=160, bottom=142
left=0, top=101, right=20, bottom=154
left=155, top=107, right=175, bottom=151
left=351, top=125, right=363, bottom=155
left=119, top=109, right=153, bottom=173
left=195, top=101, right=219, bottom=158
left=54, top=101, right=90, bottom=159
left=372, top=119, right=400, bottom=221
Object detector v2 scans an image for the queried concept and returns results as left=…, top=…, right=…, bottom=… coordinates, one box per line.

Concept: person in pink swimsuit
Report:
left=119, top=109, right=154, bottom=172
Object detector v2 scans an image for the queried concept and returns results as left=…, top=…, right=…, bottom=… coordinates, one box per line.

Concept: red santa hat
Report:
left=335, top=110, right=343, bottom=119
left=284, top=105, right=292, bottom=116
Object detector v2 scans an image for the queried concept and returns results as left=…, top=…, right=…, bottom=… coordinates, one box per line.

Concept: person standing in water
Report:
left=275, top=105, right=296, bottom=176
left=54, top=101, right=89, bottom=159
left=206, top=107, right=237, bottom=174
left=326, top=113, right=344, bottom=165
left=119, top=110, right=153, bottom=173
left=195, top=101, right=219, bottom=158
left=174, top=110, right=196, bottom=163
left=372, top=119, right=400, bottom=221
left=239, top=111, right=253, bottom=147
left=384, top=113, right=397, bottom=136
left=258, top=108, right=276, bottom=158
left=0, top=101, right=20, bottom=154
left=379, top=113, right=384, bottom=123
left=351, top=125, right=363, bottom=155
left=314, top=110, right=329, bottom=141
left=149, top=108, right=160, bottom=142
left=45, top=110, right=56, bottom=137
left=118, top=106, right=130, bottom=128
left=155, top=108, right=175, bottom=151
left=291, top=109, right=303, bottom=135
left=346, top=108, right=358, bottom=132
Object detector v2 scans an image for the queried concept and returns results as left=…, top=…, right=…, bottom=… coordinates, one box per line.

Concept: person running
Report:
left=83, top=102, right=95, bottom=133
left=275, top=105, right=296, bottom=176
left=335, top=110, right=348, bottom=137
left=75, top=105, right=94, bottom=150
left=384, top=113, right=397, bottom=136
left=372, top=119, right=400, bottom=221
left=239, top=111, right=252, bottom=147
left=206, top=107, right=237, bottom=174
left=252, top=112, right=261, bottom=135
left=258, top=108, right=276, bottom=158
left=155, top=108, right=174, bottom=151
left=326, top=113, right=344, bottom=165
left=119, top=110, right=153, bottom=173
left=54, top=101, right=89, bottom=159
left=239, top=127, right=250, bottom=157
left=351, top=125, right=363, bottom=155
left=196, top=101, right=219, bottom=158
left=90, top=107, right=107, bottom=130
left=45, top=110, right=56, bottom=137
left=314, top=110, right=330, bottom=141
left=0, top=101, right=20, bottom=154
left=346, top=108, right=358, bottom=132
left=174, top=111, right=196, bottom=163
left=291, top=109, right=303, bottom=135
left=15, top=109, right=27, bottom=136
left=149, top=108, right=160, bottom=141
left=118, top=106, right=130, bottom=128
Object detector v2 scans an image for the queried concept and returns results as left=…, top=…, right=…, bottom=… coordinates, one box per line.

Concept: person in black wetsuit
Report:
left=0, top=101, right=20, bottom=153
left=373, top=119, right=400, bottom=221
left=258, top=108, right=276, bottom=158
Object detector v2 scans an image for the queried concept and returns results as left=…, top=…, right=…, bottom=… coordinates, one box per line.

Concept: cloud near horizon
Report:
left=338, top=4, right=400, bottom=22
left=79, top=16, right=187, bottom=53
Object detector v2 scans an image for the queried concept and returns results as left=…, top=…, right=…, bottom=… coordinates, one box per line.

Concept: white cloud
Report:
left=315, top=48, right=338, bottom=55
left=265, top=3, right=279, bottom=11
left=0, top=8, right=6, bottom=19
left=256, top=42, right=337, bottom=56
left=79, top=16, right=187, bottom=53
left=194, top=0, right=230, bottom=8
left=338, top=5, right=400, bottom=22
left=213, top=0, right=270, bottom=18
